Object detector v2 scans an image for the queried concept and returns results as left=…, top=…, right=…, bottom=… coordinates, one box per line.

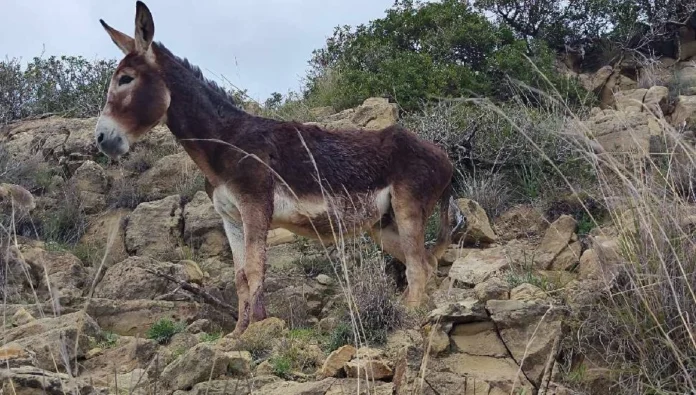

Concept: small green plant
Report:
left=99, top=331, right=119, bottom=348
left=171, top=346, right=187, bottom=360
left=288, top=328, right=319, bottom=341
left=270, top=355, right=293, bottom=379
left=506, top=253, right=550, bottom=290
left=146, top=318, right=186, bottom=344
left=576, top=212, right=595, bottom=236
left=326, top=322, right=354, bottom=353
left=200, top=332, right=222, bottom=343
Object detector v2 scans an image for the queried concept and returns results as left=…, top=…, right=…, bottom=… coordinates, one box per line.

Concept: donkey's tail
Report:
left=429, top=183, right=466, bottom=262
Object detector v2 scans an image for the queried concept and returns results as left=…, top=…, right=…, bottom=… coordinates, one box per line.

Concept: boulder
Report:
left=159, top=343, right=238, bottom=391
left=4, top=311, right=101, bottom=372
left=125, top=195, right=183, bottom=260
left=474, top=277, right=510, bottom=302
left=534, top=215, right=577, bottom=270
left=320, top=345, right=356, bottom=378
left=0, top=366, right=102, bottom=395
left=448, top=246, right=509, bottom=286
left=73, top=160, right=108, bottom=194
left=643, top=85, right=670, bottom=116
left=79, top=209, right=130, bottom=269
left=613, top=88, right=647, bottom=113
left=344, top=359, right=393, bottom=381
left=94, top=256, right=190, bottom=300
left=183, top=191, right=227, bottom=257
left=351, top=97, right=399, bottom=130
left=550, top=240, right=582, bottom=271
left=450, top=321, right=508, bottom=358
left=85, top=298, right=235, bottom=336
left=452, top=198, right=497, bottom=245
left=510, top=283, right=548, bottom=302
left=427, top=298, right=488, bottom=324
left=137, top=152, right=200, bottom=201
left=22, top=246, right=88, bottom=301
left=0, top=183, right=36, bottom=213
left=487, top=299, right=564, bottom=386
left=493, top=204, right=548, bottom=241
left=584, top=108, right=664, bottom=162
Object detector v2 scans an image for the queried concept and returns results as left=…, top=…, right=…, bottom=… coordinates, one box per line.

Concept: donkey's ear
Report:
left=134, top=1, right=155, bottom=53
left=100, top=19, right=135, bottom=55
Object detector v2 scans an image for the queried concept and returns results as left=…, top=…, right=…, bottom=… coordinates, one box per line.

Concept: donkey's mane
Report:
left=155, top=42, right=241, bottom=108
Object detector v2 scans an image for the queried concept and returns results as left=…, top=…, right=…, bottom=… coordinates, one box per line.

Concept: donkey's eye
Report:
left=118, top=75, right=134, bottom=86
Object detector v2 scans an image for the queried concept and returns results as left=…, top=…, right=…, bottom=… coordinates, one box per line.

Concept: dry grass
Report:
left=475, top=60, right=696, bottom=393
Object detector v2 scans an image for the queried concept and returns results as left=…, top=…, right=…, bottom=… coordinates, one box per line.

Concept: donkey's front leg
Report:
left=239, top=203, right=272, bottom=329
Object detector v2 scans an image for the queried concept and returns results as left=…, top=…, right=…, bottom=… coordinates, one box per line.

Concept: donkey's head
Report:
left=95, top=1, right=170, bottom=159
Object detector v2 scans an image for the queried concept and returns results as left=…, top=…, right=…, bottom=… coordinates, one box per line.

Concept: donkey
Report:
left=95, top=1, right=461, bottom=336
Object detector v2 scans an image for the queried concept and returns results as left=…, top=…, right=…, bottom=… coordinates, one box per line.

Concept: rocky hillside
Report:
left=0, top=68, right=695, bottom=395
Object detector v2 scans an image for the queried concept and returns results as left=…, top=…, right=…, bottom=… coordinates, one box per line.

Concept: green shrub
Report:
left=0, top=55, right=116, bottom=124
left=146, top=318, right=186, bottom=344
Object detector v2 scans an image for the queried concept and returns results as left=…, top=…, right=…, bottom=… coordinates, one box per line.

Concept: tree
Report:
left=304, top=0, right=574, bottom=111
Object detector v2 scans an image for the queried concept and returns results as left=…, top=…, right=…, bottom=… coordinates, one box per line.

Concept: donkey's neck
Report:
left=153, top=43, right=246, bottom=144
left=152, top=43, right=249, bottom=186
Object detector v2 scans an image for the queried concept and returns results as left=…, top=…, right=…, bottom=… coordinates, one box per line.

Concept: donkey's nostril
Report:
left=116, top=136, right=123, bottom=143
left=97, top=133, right=105, bottom=143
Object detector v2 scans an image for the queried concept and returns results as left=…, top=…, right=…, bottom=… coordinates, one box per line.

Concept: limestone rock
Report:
left=0, top=366, right=102, bottom=395
left=534, top=215, right=577, bottom=270
left=94, top=256, right=190, bottom=300
left=550, top=240, right=582, bottom=271
left=584, top=109, right=664, bottom=162
left=11, top=308, right=35, bottom=327
left=487, top=299, right=564, bottom=386
left=344, top=359, right=393, bottom=381
left=73, top=160, right=108, bottom=194
left=224, top=350, right=253, bottom=376
left=79, top=209, right=129, bottom=269
left=644, top=85, right=670, bottom=116
left=613, top=88, right=648, bottom=113
left=438, top=353, right=534, bottom=393
left=137, top=152, right=200, bottom=200
left=0, top=343, right=37, bottom=368
left=351, top=97, right=398, bottom=130
left=493, top=204, right=548, bottom=241
left=453, top=198, right=497, bottom=245
left=320, top=345, right=356, bottom=377
left=0, top=183, right=36, bottom=213
left=22, top=246, right=88, bottom=300
left=4, top=311, right=101, bottom=372
left=510, top=283, right=548, bottom=302
left=427, top=298, right=488, bottom=324
left=474, top=277, right=510, bottom=302
left=183, top=190, right=227, bottom=257
left=159, top=343, right=232, bottom=391
left=85, top=298, right=235, bottom=336
left=420, top=323, right=450, bottom=355
left=450, top=321, right=508, bottom=358
left=449, top=246, right=509, bottom=286
left=125, top=195, right=183, bottom=260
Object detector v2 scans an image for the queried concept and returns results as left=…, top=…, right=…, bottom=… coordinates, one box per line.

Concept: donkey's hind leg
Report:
left=390, top=188, right=433, bottom=308
left=368, top=221, right=405, bottom=263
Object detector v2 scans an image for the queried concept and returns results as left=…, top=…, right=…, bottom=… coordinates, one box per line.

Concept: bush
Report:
left=38, top=182, right=87, bottom=245
left=303, top=0, right=579, bottom=111
left=0, top=55, right=116, bottom=124
left=146, top=318, right=186, bottom=344
left=403, top=100, right=595, bottom=205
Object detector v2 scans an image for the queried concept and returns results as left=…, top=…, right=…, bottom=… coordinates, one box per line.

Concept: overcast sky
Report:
left=0, top=0, right=395, bottom=102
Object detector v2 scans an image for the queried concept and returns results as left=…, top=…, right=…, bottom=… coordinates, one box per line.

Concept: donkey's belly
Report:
left=271, top=187, right=392, bottom=240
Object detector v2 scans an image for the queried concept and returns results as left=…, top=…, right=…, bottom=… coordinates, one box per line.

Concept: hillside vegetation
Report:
left=3, top=1, right=696, bottom=394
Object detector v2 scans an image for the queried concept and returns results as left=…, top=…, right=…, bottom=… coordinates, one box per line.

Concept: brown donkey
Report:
left=95, top=1, right=462, bottom=336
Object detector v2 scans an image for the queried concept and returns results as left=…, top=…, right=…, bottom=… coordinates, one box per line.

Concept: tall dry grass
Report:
left=474, top=59, right=696, bottom=394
